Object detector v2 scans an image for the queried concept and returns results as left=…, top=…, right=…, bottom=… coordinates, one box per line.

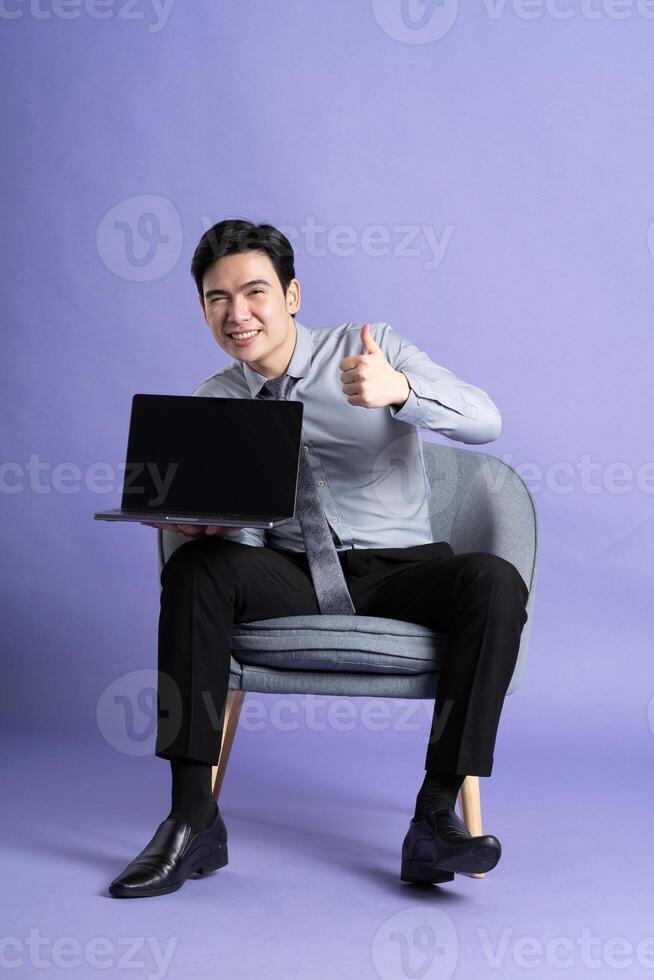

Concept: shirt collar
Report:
left=242, top=318, right=312, bottom=397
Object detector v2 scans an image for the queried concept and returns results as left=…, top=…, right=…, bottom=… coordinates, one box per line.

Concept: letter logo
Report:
left=371, top=0, right=459, bottom=43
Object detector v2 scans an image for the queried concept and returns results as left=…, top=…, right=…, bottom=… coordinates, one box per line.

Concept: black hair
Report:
left=191, top=218, right=296, bottom=316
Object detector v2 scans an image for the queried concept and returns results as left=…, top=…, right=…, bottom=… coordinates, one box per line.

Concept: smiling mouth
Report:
left=227, top=329, right=261, bottom=339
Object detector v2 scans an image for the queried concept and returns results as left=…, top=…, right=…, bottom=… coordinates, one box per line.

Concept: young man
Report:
left=108, top=219, right=529, bottom=898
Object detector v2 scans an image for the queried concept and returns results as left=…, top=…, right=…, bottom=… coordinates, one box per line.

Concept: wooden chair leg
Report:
left=457, top=775, right=486, bottom=879
left=211, top=690, right=245, bottom=803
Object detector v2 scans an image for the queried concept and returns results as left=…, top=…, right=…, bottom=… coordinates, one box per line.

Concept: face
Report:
left=199, top=250, right=301, bottom=379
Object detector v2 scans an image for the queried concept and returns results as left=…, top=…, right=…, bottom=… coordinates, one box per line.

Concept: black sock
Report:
left=168, top=758, right=217, bottom=833
left=413, top=769, right=466, bottom=820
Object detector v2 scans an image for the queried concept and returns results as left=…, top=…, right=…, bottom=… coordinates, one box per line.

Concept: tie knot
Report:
left=258, top=374, right=292, bottom=400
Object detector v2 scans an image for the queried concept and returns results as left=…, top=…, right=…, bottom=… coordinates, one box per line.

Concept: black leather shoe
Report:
left=401, top=806, right=501, bottom=883
left=108, top=803, right=228, bottom=898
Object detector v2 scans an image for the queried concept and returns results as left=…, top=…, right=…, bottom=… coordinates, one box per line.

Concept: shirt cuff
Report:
left=389, top=380, right=423, bottom=424
left=222, top=527, right=266, bottom=548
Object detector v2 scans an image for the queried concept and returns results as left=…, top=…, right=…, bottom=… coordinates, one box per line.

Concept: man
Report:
left=108, top=219, right=529, bottom=898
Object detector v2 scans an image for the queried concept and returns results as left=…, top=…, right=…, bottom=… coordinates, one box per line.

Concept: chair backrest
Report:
left=422, top=441, right=538, bottom=595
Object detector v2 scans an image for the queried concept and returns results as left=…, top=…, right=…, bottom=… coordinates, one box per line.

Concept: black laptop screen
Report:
left=120, top=394, right=303, bottom=518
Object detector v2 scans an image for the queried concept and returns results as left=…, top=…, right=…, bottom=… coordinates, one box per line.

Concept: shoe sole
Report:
left=400, top=862, right=455, bottom=885
left=435, top=841, right=501, bottom=874
left=108, top=842, right=228, bottom=899
left=401, top=839, right=501, bottom=882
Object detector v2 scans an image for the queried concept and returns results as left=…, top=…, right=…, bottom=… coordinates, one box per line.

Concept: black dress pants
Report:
left=155, top=537, right=529, bottom=777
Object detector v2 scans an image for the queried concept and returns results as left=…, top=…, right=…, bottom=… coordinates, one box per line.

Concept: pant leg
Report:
left=155, top=537, right=320, bottom=764
left=353, top=548, right=529, bottom=776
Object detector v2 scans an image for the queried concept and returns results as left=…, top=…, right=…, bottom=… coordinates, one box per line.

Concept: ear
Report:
left=286, top=278, right=301, bottom=315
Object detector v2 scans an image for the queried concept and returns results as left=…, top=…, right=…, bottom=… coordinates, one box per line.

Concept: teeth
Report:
left=230, top=330, right=259, bottom=339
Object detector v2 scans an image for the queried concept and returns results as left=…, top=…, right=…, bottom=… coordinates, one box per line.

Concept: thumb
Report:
left=361, top=322, right=380, bottom=355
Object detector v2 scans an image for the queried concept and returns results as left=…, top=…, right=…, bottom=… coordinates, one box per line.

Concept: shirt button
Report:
left=317, top=480, right=325, bottom=486
left=331, top=516, right=338, bottom=523
left=416, top=399, right=423, bottom=406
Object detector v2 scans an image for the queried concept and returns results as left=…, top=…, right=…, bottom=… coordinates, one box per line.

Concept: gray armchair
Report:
left=157, top=440, right=538, bottom=877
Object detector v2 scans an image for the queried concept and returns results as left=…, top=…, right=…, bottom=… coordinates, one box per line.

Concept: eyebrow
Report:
left=204, top=279, right=272, bottom=299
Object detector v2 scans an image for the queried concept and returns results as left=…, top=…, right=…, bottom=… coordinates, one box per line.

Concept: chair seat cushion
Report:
left=231, top=614, right=447, bottom=674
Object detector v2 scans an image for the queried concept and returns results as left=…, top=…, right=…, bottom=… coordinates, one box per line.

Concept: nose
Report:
left=226, top=295, right=251, bottom=326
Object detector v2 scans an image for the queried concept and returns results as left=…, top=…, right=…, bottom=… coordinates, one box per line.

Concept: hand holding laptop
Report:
left=141, top=521, right=243, bottom=539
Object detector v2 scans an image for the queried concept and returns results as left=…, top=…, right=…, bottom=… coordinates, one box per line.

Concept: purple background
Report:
left=2, top=2, right=652, bottom=978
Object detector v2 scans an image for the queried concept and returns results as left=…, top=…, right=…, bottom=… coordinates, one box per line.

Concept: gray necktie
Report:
left=256, top=374, right=356, bottom=615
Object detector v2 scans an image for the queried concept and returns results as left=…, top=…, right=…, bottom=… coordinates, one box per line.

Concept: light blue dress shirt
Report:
left=192, top=319, right=502, bottom=553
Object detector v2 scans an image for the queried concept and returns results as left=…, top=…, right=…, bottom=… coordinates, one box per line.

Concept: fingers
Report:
left=140, top=521, right=244, bottom=537
left=141, top=521, right=190, bottom=533
left=177, top=524, right=205, bottom=536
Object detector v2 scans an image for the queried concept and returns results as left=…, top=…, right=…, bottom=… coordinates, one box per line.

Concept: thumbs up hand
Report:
left=339, top=323, right=411, bottom=409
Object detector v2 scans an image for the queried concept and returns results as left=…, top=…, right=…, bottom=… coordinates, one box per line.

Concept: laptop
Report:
left=94, top=393, right=303, bottom=528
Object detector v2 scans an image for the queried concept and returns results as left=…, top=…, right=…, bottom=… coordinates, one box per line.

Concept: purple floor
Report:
left=2, top=701, right=650, bottom=980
